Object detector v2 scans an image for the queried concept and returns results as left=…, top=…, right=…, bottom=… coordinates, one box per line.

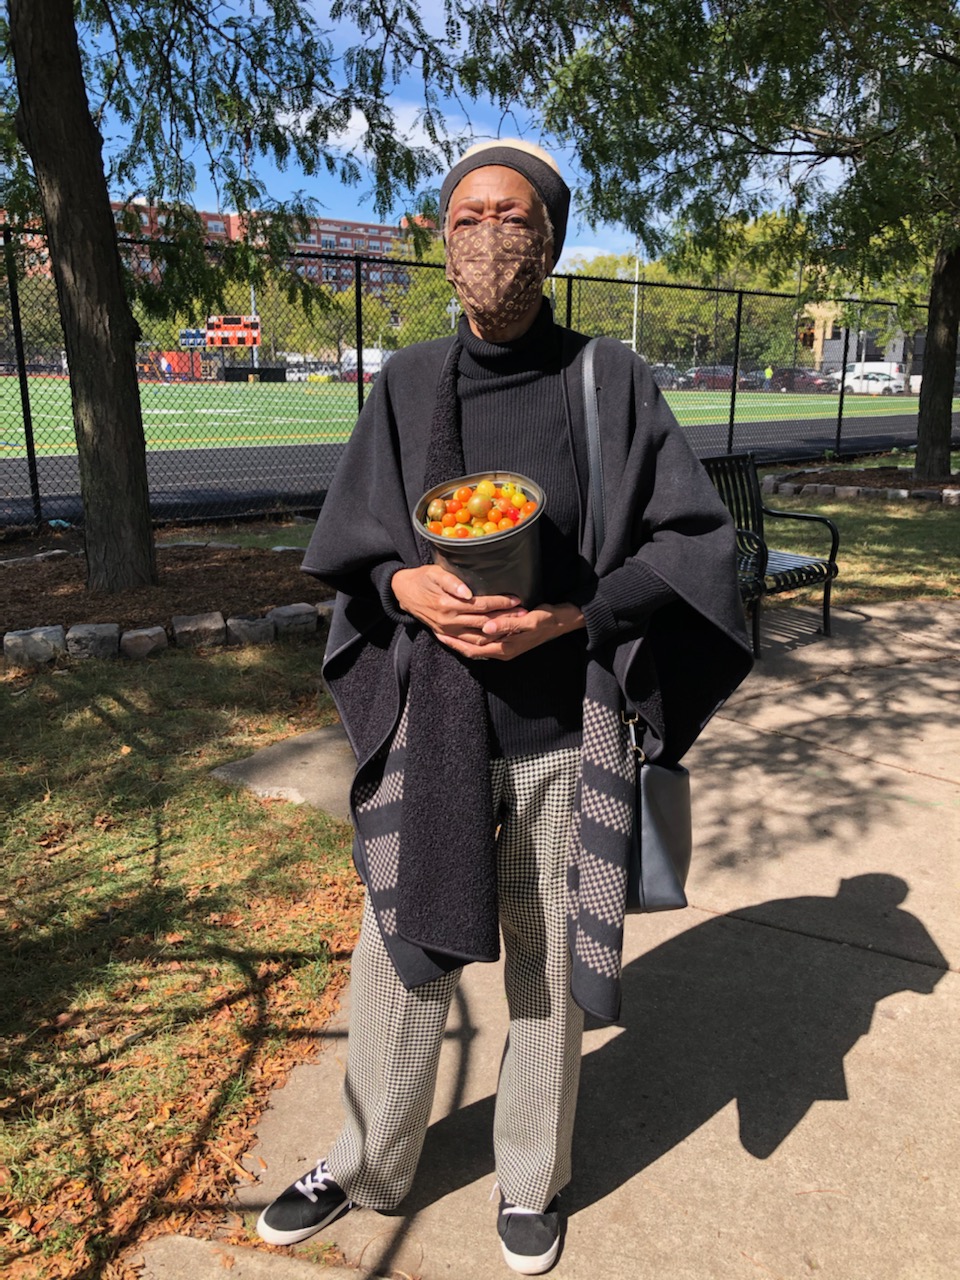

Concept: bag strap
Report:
left=581, top=336, right=605, bottom=552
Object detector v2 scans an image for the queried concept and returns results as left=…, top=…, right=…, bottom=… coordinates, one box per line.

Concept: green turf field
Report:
left=0, top=374, right=932, bottom=459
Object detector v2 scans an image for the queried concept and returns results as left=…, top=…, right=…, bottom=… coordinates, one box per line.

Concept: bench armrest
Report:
left=735, top=526, right=767, bottom=589
left=761, top=506, right=840, bottom=565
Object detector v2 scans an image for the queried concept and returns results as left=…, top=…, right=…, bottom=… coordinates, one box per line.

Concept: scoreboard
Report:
left=205, top=315, right=261, bottom=346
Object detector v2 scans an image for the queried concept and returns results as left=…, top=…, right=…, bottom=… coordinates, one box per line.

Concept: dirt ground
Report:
left=780, top=466, right=958, bottom=491
left=0, top=522, right=332, bottom=635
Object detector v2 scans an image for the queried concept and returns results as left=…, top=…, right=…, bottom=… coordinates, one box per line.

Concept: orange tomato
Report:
left=455, top=486, right=473, bottom=504
left=427, top=520, right=444, bottom=534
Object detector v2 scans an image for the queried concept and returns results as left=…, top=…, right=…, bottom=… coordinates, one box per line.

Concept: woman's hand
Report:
left=391, top=565, right=526, bottom=648
left=470, top=603, right=585, bottom=660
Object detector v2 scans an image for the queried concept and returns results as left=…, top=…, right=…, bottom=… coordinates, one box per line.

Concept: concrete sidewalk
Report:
left=141, top=601, right=960, bottom=1280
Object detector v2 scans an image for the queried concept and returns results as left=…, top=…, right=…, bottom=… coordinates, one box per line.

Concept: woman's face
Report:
left=447, top=166, right=551, bottom=255
left=446, top=166, right=553, bottom=341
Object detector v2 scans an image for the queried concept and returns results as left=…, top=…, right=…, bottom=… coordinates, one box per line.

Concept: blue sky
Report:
left=178, top=3, right=638, bottom=271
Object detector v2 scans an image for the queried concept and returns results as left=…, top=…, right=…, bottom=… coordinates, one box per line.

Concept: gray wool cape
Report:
left=302, top=326, right=754, bottom=1023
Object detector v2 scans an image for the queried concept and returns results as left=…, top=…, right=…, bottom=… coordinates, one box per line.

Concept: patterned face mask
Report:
left=445, top=222, right=549, bottom=331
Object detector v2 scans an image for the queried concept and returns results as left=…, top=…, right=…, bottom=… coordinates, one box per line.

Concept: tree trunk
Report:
left=915, top=241, right=960, bottom=483
left=9, top=0, right=157, bottom=590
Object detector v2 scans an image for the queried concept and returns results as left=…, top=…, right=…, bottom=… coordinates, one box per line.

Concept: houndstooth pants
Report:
left=326, top=748, right=584, bottom=1213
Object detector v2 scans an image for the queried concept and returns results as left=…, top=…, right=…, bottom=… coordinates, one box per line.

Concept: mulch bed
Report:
left=0, top=543, right=333, bottom=635
left=779, top=466, right=958, bottom=491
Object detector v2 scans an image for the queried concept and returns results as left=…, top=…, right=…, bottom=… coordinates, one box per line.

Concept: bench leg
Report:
left=751, top=597, right=762, bottom=658
left=821, top=576, right=834, bottom=637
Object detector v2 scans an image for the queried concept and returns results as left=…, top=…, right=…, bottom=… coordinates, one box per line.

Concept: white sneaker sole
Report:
left=500, top=1234, right=561, bottom=1275
left=255, top=1198, right=349, bottom=1245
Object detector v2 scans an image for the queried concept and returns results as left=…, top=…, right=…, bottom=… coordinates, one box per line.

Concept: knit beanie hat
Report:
left=439, top=139, right=570, bottom=264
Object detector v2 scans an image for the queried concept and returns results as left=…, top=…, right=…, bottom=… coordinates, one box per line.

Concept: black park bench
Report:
left=702, top=453, right=840, bottom=657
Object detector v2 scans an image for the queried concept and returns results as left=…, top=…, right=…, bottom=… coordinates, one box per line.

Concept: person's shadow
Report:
left=403, top=874, right=946, bottom=1216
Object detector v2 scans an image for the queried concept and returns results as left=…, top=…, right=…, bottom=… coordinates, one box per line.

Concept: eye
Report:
left=453, top=215, right=479, bottom=229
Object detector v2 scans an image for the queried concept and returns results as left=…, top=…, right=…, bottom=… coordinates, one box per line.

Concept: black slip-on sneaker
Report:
left=256, top=1158, right=351, bottom=1245
left=497, top=1194, right=562, bottom=1275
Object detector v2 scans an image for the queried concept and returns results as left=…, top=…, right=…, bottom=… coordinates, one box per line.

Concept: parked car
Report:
left=649, top=363, right=681, bottom=389
left=769, top=366, right=831, bottom=393
left=843, top=371, right=905, bottom=395
left=738, top=369, right=767, bottom=391
left=689, top=364, right=746, bottom=390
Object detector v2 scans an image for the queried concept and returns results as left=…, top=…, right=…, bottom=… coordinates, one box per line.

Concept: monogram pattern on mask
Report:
left=446, top=223, right=548, bottom=330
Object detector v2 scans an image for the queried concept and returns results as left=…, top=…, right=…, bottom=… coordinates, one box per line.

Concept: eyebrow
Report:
left=452, top=195, right=532, bottom=210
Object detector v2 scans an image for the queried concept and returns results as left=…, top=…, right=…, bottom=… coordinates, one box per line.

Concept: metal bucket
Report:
left=412, top=471, right=545, bottom=606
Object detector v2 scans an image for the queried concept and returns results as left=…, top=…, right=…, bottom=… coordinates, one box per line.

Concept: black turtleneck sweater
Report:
left=450, top=303, right=676, bottom=759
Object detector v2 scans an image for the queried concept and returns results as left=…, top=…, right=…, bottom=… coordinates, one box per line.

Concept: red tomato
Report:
left=453, top=525, right=472, bottom=538
left=445, top=498, right=460, bottom=514
left=441, top=512, right=457, bottom=527
left=455, top=485, right=473, bottom=504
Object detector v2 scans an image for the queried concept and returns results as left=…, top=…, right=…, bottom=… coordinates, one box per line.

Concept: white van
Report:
left=828, top=360, right=904, bottom=386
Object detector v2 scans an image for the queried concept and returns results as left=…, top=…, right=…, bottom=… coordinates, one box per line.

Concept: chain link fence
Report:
left=0, top=229, right=942, bottom=531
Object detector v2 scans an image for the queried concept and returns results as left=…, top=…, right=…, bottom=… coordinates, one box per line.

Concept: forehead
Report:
left=449, top=165, right=539, bottom=207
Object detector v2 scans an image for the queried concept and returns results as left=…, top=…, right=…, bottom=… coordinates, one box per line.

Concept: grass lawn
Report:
left=0, top=641, right=360, bottom=1278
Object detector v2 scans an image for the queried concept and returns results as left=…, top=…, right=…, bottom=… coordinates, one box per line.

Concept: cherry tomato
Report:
left=455, top=485, right=473, bottom=504
left=441, top=512, right=457, bottom=527
left=521, top=500, right=538, bottom=516
left=453, top=525, right=472, bottom=538
left=476, top=479, right=497, bottom=497
left=427, top=499, right=447, bottom=521
left=427, top=520, right=444, bottom=534
left=445, top=498, right=460, bottom=513
left=467, top=494, right=492, bottom=518
left=498, top=517, right=515, bottom=530
left=456, top=508, right=472, bottom=524
left=483, top=521, right=500, bottom=534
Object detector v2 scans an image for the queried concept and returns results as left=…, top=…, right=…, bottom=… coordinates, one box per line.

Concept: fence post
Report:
left=835, top=327, right=851, bottom=455
left=565, top=275, right=573, bottom=330
left=354, top=256, right=364, bottom=412
left=2, top=227, right=43, bottom=532
left=726, top=290, right=744, bottom=454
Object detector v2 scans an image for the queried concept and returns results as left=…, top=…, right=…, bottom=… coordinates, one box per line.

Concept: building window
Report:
left=301, top=233, right=317, bottom=245
left=339, top=237, right=352, bottom=248
left=368, top=240, right=380, bottom=251
left=323, top=266, right=338, bottom=282
left=207, top=219, right=226, bottom=234
left=305, top=264, right=318, bottom=277
left=321, top=236, right=336, bottom=249
left=369, top=270, right=381, bottom=282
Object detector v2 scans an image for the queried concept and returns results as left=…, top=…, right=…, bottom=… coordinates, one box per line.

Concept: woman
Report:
left=257, top=140, right=753, bottom=1275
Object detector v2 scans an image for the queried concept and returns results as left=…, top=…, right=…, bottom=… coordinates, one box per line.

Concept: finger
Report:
left=429, top=566, right=476, bottom=601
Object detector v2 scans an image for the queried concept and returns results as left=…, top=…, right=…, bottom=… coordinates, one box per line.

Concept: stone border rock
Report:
left=761, top=468, right=960, bottom=506
left=1, top=542, right=334, bottom=669
left=3, top=602, right=334, bottom=668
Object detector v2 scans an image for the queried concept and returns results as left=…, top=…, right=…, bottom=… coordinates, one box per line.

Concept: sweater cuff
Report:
left=369, top=560, right=415, bottom=625
left=571, top=561, right=677, bottom=650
